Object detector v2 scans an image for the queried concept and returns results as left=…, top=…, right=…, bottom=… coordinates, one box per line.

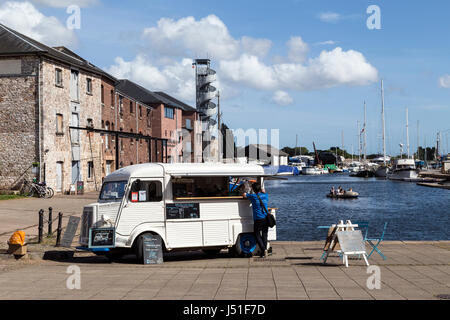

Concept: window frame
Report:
left=164, top=106, right=174, bottom=119
left=128, top=179, right=163, bottom=203
left=55, top=68, right=63, bottom=87
left=86, top=78, right=93, bottom=95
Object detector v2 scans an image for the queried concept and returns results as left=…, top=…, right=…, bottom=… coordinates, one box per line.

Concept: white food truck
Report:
left=78, top=163, right=277, bottom=262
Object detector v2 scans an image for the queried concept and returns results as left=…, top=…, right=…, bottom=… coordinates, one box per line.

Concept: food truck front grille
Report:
left=80, top=208, right=93, bottom=245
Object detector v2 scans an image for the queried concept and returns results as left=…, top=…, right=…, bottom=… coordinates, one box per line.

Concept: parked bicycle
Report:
left=21, top=179, right=54, bottom=199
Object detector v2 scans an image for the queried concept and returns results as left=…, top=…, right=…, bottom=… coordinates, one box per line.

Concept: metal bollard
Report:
left=48, top=207, right=53, bottom=236
left=56, top=212, right=63, bottom=247
left=38, top=209, right=44, bottom=244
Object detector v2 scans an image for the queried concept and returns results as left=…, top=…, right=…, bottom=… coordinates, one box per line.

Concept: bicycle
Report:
left=21, top=180, right=54, bottom=199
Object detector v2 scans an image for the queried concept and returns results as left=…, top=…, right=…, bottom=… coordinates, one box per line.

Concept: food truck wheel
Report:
left=235, top=233, right=257, bottom=257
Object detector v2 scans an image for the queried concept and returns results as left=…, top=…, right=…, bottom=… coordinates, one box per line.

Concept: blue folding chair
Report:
left=366, top=222, right=388, bottom=260
left=353, top=221, right=369, bottom=241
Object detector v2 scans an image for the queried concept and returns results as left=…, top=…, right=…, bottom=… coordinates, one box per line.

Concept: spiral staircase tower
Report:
left=194, top=59, right=218, bottom=161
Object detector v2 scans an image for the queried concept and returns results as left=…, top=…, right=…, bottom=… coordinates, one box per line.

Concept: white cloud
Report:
left=439, top=75, right=450, bottom=88
left=318, top=12, right=341, bottom=23
left=316, top=40, right=338, bottom=46
left=107, top=55, right=196, bottom=103
left=287, top=36, right=309, bottom=63
left=220, top=48, right=378, bottom=91
left=0, top=1, right=77, bottom=46
left=108, top=15, right=378, bottom=105
left=30, top=0, right=99, bottom=8
left=272, top=91, right=293, bottom=106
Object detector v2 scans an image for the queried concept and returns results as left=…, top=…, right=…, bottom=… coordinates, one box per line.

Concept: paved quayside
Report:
left=0, top=241, right=449, bottom=300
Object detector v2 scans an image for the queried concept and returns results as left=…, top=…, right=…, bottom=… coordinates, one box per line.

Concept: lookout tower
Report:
left=193, top=59, right=219, bottom=162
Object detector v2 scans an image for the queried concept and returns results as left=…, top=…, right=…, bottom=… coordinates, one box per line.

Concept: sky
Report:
left=1, top=0, right=450, bottom=155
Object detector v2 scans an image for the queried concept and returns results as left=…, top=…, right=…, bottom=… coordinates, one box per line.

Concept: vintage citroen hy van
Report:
left=79, top=163, right=277, bottom=262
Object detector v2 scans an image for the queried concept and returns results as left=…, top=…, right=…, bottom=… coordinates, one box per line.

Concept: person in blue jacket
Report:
left=243, top=182, right=269, bottom=258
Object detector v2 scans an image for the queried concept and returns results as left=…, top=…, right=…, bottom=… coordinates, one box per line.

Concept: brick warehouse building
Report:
left=0, top=24, right=201, bottom=193
left=116, top=80, right=203, bottom=164
left=0, top=24, right=106, bottom=193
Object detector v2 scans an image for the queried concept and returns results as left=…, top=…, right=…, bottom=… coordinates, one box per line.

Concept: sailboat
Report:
left=387, top=108, right=420, bottom=181
left=375, top=80, right=390, bottom=177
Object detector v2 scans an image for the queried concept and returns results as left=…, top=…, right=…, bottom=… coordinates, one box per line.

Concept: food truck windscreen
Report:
left=100, top=181, right=127, bottom=201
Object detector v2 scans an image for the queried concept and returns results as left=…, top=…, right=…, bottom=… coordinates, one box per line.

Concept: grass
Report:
left=0, top=194, right=26, bottom=201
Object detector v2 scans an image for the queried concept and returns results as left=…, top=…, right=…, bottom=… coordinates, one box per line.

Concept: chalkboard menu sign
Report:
left=166, top=203, right=200, bottom=220
left=61, top=216, right=80, bottom=248
left=89, top=227, right=115, bottom=248
left=143, top=234, right=163, bottom=264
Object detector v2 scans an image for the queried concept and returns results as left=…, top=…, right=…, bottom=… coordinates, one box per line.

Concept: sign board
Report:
left=89, top=228, right=115, bottom=248
left=166, top=203, right=200, bottom=220
left=77, top=181, right=84, bottom=195
left=336, top=230, right=366, bottom=253
left=60, top=216, right=81, bottom=248
left=131, top=192, right=138, bottom=202
left=143, top=234, right=163, bottom=264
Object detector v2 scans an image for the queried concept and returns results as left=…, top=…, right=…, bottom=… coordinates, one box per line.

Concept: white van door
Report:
left=165, top=202, right=203, bottom=249
left=115, top=179, right=165, bottom=237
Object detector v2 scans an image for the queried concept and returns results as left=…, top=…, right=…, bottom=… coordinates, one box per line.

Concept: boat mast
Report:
left=406, top=108, right=410, bottom=159
left=381, top=80, right=386, bottom=165
left=357, top=120, right=361, bottom=162
left=364, top=101, right=367, bottom=163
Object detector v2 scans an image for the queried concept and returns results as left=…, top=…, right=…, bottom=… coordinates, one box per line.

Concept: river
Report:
left=265, top=174, right=450, bottom=241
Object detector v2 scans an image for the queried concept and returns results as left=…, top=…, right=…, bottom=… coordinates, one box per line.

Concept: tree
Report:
left=282, top=147, right=309, bottom=157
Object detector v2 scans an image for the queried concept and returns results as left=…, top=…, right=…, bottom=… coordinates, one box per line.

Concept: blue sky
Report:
left=2, top=0, right=450, bottom=155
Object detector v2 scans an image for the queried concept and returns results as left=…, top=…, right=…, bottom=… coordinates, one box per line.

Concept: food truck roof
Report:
left=104, top=163, right=266, bottom=182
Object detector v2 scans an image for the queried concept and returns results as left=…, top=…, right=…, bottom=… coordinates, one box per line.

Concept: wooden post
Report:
left=48, top=207, right=53, bottom=235
left=56, top=212, right=63, bottom=247
left=38, top=209, right=44, bottom=243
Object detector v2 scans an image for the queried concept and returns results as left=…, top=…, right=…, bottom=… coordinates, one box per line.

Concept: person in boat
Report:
left=337, top=186, right=344, bottom=195
left=330, top=186, right=336, bottom=195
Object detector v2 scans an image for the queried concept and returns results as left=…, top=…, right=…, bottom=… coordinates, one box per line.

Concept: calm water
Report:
left=265, top=174, right=450, bottom=241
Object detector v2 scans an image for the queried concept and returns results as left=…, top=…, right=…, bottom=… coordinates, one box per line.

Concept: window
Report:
left=129, top=180, right=163, bottom=202
left=110, top=90, right=114, bottom=107
left=87, top=118, right=93, bottom=128
left=172, top=177, right=229, bottom=198
left=86, top=78, right=92, bottom=94
left=56, top=114, right=63, bottom=134
left=55, top=69, right=63, bottom=87
left=88, top=161, right=94, bottom=179
left=147, top=109, right=152, bottom=127
left=185, top=119, right=192, bottom=130
left=100, top=181, right=127, bottom=201
left=105, top=122, right=110, bottom=149
left=130, top=101, right=134, bottom=113
left=101, top=85, right=104, bottom=104
left=139, top=105, right=142, bottom=118
left=164, top=106, right=174, bottom=119
left=70, top=70, right=79, bottom=101
left=119, top=96, right=123, bottom=116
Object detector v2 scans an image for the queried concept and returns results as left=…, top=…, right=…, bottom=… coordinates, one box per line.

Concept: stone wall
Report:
left=40, top=58, right=103, bottom=193
left=0, top=56, right=40, bottom=190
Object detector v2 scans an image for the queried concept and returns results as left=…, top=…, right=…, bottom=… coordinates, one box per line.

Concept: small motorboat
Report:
left=326, top=191, right=359, bottom=199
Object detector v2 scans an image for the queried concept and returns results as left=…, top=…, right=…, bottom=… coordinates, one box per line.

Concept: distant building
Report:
left=240, top=144, right=289, bottom=166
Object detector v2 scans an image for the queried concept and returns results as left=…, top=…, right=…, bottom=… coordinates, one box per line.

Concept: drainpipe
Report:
left=38, top=56, right=43, bottom=182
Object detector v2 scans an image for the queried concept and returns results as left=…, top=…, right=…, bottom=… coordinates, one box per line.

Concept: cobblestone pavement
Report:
left=0, top=241, right=449, bottom=300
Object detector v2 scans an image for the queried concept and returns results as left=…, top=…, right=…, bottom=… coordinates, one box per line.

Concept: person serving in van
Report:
left=243, top=182, right=269, bottom=258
